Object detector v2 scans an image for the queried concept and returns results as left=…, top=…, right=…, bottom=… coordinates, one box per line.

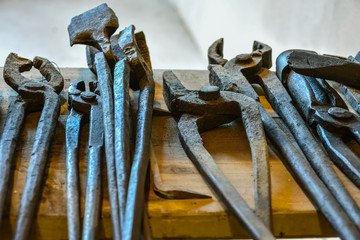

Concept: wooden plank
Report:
left=0, top=67, right=358, bottom=239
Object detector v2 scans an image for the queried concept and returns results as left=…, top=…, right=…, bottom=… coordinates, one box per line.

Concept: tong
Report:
left=163, top=70, right=274, bottom=240
left=66, top=80, right=104, bottom=240
left=1, top=53, right=63, bottom=239
left=278, top=50, right=360, bottom=188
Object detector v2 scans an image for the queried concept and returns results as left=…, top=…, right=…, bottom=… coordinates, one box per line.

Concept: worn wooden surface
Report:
left=0, top=67, right=359, bottom=239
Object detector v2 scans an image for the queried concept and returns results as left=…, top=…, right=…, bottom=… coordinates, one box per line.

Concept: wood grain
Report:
left=0, top=67, right=358, bottom=239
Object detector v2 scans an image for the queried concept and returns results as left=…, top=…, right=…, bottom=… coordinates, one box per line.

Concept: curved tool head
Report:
left=163, top=70, right=258, bottom=118
left=253, top=41, right=272, bottom=69
left=208, top=38, right=228, bottom=66
left=208, top=39, right=263, bottom=77
left=3, top=53, right=64, bottom=97
left=118, top=25, right=152, bottom=90
left=276, top=50, right=296, bottom=84
left=68, top=3, right=118, bottom=64
left=3, top=53, right=33, bottom=91
left=68, top=80, right=100, bottom=116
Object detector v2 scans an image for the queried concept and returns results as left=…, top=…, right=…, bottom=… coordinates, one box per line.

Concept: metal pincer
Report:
left=66, top=80, right=104, bottom=240
left=1, top=53, right=64, bottom=240
left=279, top=50, right=360, bottom=189
left=163, top=70, right=275, bottom=240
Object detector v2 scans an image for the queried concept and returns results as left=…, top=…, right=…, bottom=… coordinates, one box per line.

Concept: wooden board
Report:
left=0, top=67, right=359, bottom=239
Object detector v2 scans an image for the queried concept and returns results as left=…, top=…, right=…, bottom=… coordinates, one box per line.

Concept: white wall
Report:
left=171, top=0, right=360, bottom=67
left=0, top=0, right=205, bottom=69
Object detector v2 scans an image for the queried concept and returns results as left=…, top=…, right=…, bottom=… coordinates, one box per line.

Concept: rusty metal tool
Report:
left=207, top=39, right=360, bottom=239
left=68, top=3, right=118, bottom=70
left=278, top=50, right=360, bottom=187
left=66, top=80, right=104, bottom=240
left=117, top=25, right=155, bottom=240
left=0, top=53, right=63, bottom=239
left=163, top=70, right=275, bottom=240
left=208, top=39, right=271, bottom=228
left=245, top=47, right=360, bottom=233
left=283, top=50, right=360, bottom=89
left=68, top=5, right=122, bottom=239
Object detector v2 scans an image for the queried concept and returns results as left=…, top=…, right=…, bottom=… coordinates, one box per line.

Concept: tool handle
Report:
left=82, top=146, right=103, bottom=240
left=95, top=52, right=121, bottom=240
left=260, top=107, right=360, bottom=239
left=178, top=114, right=275, bottom=240
left=114, top=59, right=131, bottom=225
left=66, top=110, right=83, bottom=240
left=0, top=98, right=26, bottom=224
left=123, top=79, right=154, bottom=240
left=14, top=93, right=60, bottom=240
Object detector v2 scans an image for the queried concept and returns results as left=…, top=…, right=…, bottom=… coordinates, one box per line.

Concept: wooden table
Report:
left=0, top=67, right=358, bottom=239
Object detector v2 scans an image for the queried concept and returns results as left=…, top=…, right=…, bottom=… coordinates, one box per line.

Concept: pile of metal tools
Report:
left=162, top=39, right=360, bottom=239
left=0, top=3, right=360, bottom=240
left=66, top=3, right=154, bottom=240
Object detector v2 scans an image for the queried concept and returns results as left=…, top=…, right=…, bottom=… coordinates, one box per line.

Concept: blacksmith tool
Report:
left=68, top=5, right=122, bottom=239
left=278, top=50, right=360, bottom=187
left=207, top=39, right=360, bottom=239
left=68, top=3, right=118, bottom=70
left=1, top=53, right=63, bottom=240
left=207, top=40, right=270, bottom=228
left=163, top=70, right=275, bottom=240
left=66, top=80, right=104, bottom=240
left=283, top=50, right=360, bottom=89
left=117, top=25, right=155, bottom=240
left=249, top=46, right=360, bottom=234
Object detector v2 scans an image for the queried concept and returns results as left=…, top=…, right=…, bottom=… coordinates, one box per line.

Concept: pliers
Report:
left=278, top=50, right=360, bottom=188
left=0, top=53, right=64, bottom=240
left=66, top=80, right=104, bottom=240
left=163, top=70, right=274, bottom=240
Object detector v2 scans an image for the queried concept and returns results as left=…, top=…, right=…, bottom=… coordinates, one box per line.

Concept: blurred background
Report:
left=0, top=0, right=360, bottom=70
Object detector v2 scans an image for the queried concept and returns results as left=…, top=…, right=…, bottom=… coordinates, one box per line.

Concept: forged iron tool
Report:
left=68, top=5, right=122, bottom=239
left=163, top=70, right=274, bottom=240
left=244, top=45, right=360, bottom=234
left=207, top=39, right=360, bottom=239
left=66, top=80, right=104, bottom=240
left=0, top=53, right=63, bottom=240
left=284, top=50, right=360, bottom=89
left=278, top=50, right=360, bottom=188
left=117, top=25, right=155, bottom=240
left=68, top=3, right=118, bottom=70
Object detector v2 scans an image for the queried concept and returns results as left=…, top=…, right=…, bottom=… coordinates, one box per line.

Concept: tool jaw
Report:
left=3, top=53, right=64, bottom=108
left=3, top=53, right=33, bottom=92
left=68, top=3, right=118, bottom=70
left=68, top=3, right=118, bottom=56
left=118, top=25, right=153, bottom=91
left=311, top=105, right=360, bottom=136
left=162, top=70, right=191, bottom=116
left=163, top=70, right=258, bottom=118
left=68, top=80, right=101, bottom=116
left=252, top=41, right=272, bottom=69
left=208, top=38, right=228, bottom=66
left=224, top=53, right=263, bottom=77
